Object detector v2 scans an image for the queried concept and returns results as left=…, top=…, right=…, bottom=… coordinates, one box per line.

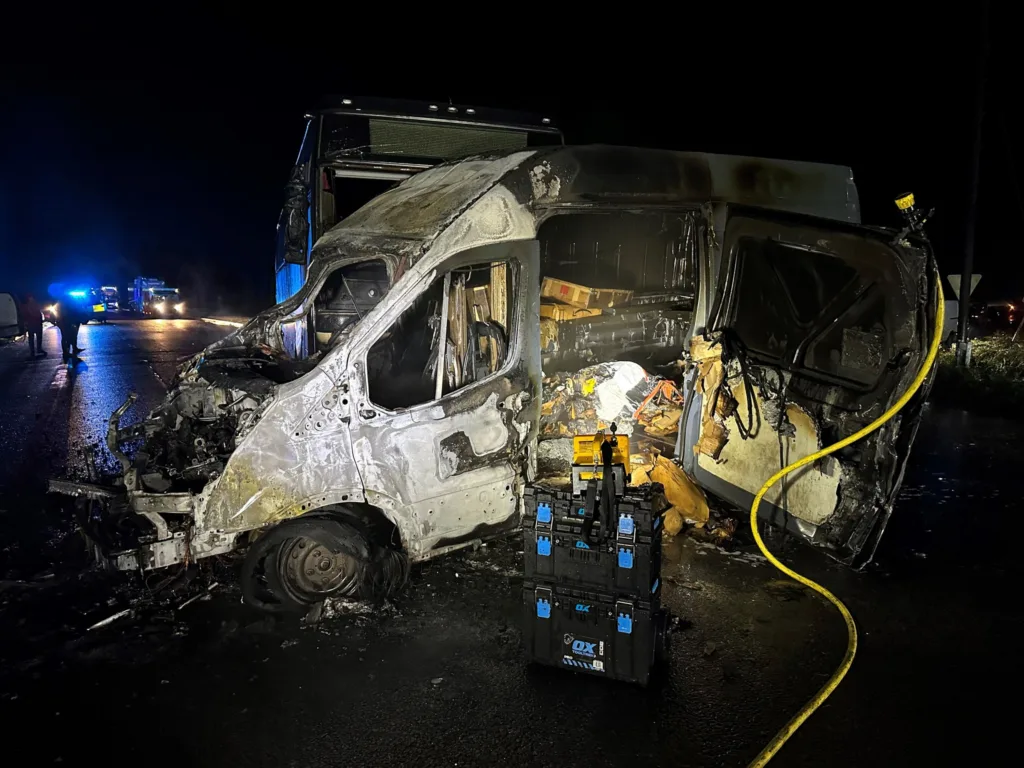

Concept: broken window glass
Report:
left=730, top=237, right=890, bottom=387
left=367, top=260, right=514, bottom=411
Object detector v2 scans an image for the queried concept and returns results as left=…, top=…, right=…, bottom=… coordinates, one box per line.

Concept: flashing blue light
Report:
left=69, top=290, right=87, bottom=298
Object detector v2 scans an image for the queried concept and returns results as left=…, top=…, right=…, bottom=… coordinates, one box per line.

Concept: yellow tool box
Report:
left=571, top=426, right=629, bottom=497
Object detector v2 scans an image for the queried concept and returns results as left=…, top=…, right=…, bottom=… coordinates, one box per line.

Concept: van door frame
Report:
left=681, top=205, right=932, bottom=564
left=342, top=239, right=541, bottom=560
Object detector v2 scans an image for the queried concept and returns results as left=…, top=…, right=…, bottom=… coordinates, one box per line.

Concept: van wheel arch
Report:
left=307, top=503, right=405, bottom=552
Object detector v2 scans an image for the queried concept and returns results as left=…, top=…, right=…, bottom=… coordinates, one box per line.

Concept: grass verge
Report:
left=932, top=333, right=1024, bottom=418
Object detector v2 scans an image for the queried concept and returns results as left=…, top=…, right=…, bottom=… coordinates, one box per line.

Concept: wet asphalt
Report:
left=0, top=319, right=1020, bottom=767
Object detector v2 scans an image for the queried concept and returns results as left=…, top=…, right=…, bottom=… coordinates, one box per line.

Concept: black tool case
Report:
left=523, top=487, right=664, bottom=596
left=522, top=581, right=666, bottom=686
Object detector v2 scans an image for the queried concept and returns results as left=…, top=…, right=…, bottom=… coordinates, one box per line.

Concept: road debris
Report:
left=177, top=581, right=219, bottom=611
left=87, top=608, right=133, bottom=631
left=321, top=598, right=378, bottom=619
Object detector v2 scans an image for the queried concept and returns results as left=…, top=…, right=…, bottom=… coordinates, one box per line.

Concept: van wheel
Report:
left=241, top=517, right=370, bottom=612
left=240, top=515, right=408, bottom=613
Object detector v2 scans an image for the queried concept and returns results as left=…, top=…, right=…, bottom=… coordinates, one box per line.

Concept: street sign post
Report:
left=950, top=273, right=982, bottom=367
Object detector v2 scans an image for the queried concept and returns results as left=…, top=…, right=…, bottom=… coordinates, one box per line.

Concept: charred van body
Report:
left=50, top=146, right=938, bottom=610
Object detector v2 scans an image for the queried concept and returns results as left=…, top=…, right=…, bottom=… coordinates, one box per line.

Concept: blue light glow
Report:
left=276, top=263, right=305, bottom=303
left=69, top=290, right=87, bottom=298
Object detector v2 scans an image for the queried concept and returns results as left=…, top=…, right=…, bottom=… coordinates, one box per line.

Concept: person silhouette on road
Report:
left=20, top=294, right=45, bottom=357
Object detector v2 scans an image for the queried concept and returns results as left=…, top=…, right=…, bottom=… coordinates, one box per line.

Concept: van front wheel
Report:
left=241, top=517, right=372, bottom=613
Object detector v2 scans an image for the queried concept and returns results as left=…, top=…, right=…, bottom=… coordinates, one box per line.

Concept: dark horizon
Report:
left=2, top=7, right=1019, bottom=311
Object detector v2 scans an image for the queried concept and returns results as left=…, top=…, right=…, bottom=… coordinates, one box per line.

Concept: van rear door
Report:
left=681, top=208, right=936, bottom=566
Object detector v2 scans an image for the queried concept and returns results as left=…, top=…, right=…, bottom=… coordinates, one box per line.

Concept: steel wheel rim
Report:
left=278, top=535, right=360, bottom=602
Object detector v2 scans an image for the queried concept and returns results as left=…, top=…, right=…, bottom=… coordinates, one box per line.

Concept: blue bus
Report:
left=274, top=96, right=563, bottom=303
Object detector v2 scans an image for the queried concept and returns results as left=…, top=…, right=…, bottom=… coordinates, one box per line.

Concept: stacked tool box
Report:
left=522, top=485, right=667, bottom=686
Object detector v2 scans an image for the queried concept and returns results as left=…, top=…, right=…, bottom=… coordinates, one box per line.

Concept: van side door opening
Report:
left=535, top=209, right=699, bottom=371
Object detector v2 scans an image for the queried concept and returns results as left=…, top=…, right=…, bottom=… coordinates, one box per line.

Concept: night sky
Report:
left=1, top=6, right=1016, bottom=312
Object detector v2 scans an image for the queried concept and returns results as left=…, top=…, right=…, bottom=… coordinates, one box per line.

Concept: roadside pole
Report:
left=957, top=0, right=990, bottom=367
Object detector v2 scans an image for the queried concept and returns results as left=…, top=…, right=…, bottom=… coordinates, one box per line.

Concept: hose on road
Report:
left=748, top=274, right=945, bottom=767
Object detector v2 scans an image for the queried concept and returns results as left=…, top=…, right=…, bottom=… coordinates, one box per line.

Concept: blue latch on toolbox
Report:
left=617, top=546, right=634, bottom=569
left=536, top=503, right=552, bottom=524
left=536, top=598, right=551, bottom=619
left=537, top=536, right=552, bottom=557
left=616, top=612, right=633, bottom=634
left=618, top=514, right=635, bottom=535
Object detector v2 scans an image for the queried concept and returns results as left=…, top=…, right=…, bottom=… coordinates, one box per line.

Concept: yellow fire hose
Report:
left=748, top=279, right=944, bottom=767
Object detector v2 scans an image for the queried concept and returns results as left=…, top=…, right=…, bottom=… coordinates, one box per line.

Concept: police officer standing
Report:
left=20, top=293, right=45, bottom=357
left=56, top=292, right=85, bottom=363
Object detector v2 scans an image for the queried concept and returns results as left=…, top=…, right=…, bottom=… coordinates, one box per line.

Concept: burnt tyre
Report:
left=241, top=514, right=409, bottom=613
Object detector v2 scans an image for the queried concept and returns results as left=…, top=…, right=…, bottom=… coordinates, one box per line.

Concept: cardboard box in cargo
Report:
left=541, top=277, right=632, bottom=309
left=466, top=285, right=491, bottom=321
left=591, top=287, right=633, bottom=308
left=540, top=302, right=603, bottom=322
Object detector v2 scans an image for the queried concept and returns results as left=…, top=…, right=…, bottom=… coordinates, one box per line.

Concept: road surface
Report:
left=0, top=318, right=1019, bottom=766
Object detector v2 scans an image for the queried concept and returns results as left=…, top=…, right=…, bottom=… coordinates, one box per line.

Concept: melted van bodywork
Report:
left=51, top=146, right=936, bottom=596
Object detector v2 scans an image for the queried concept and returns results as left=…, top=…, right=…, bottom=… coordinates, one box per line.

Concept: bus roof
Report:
left=315, top=95, right=561, bottom=136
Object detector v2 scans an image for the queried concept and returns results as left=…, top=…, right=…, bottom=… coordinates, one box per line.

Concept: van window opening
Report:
left=202, top=258, right=393, bottom=382
left=367, top=259, right=515, bottom=411
left=728, top=237, right=891, bottom=388
left=313, top=259, right=391, bottom=354
left=538, top=211, right=697, bottom=295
